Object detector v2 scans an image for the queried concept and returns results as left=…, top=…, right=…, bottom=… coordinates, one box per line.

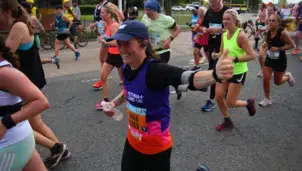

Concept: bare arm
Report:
left=32, top=16, right=45, bottom=32
left=192, top=70, right=216, bottom=89
left=236, top=31, right=256, bottom=62
left=111, top=91, right=126, bottom=107
left=0, top=67, right=49, bottom=127
left=170, top=24, right=181, bottom=39
left=179, top=49, right=233, bottom=91
left=107, top=2, right=125, bottom=21
left=280, top=31, right=294, bottom=51
left=5, top=23, right=25, bottom=53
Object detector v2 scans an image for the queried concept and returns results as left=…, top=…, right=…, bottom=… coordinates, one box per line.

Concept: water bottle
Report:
left=101, top=101, right=123, bottom=121
left=97, top=20, right=106, bottom=38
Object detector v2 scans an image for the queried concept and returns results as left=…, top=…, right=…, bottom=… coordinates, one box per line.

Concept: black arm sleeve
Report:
left=169, top=22, right=177, bottom=30
left=146, top=61, right=185, bottom=91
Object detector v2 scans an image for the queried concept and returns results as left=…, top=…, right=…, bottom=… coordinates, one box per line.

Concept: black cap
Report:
left=56, top=4, right=63, bottom=9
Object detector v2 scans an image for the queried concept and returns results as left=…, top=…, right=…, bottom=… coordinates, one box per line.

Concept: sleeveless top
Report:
left=122, top=58, right=172, bottom=155
left=55, top=13, right=68, bottom=34
left=64, top=7, right=74, bottom=21
left=223, top=28, right=247, bottom=75
left=266, top=27, right=286, bottom=61
left=195, top=18, right=209, bottom=46
left=14, top=24, right=47, bottom=89
left=0, top=60, right=32, bottom=149
left=191, top=14, right=199, bottom=32
left=106, top=22, right=119, bottom=55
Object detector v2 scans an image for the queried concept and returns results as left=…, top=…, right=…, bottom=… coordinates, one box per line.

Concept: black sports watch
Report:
left=234, top=57, right=239, bottom=63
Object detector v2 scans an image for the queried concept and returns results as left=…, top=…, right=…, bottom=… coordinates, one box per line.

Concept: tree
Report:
left=246, top=0, right=261, bottom=10
left=163, top=0, right=172, bottom=16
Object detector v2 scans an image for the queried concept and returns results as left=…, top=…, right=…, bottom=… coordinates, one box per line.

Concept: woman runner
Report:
left=0, top=0, right=70, bottom=169
left=103, top=20, right=234, bottom=171
left=20, top=2, right=60, bottom=69
left=214, top=9, right=256, bottom=131
left=50, top=5, right=80, bottom=62
left=259, top=14, right=295, bottom=107
left=91, top=0, right=124, bottom=90
left=0, top=37, right=49, bottom=171
left=95, top=5, right=123, bottom=109
left=192, top=6, right=209, bottom=70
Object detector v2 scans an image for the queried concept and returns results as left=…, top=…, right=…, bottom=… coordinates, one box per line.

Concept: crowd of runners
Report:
left=0, top=0, right=300, bottom=170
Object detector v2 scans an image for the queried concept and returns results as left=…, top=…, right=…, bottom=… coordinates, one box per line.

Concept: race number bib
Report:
left=149, top=34, right=161, bottom=48
left=267, top=50, right=280, bottom=59
left=209, top=23, right=222, bottom=35
left=127, top=103, right=147, bottom=141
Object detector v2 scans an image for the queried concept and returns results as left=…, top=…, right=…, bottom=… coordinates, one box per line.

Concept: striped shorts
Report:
left=0, top=133, right=35, bottom=171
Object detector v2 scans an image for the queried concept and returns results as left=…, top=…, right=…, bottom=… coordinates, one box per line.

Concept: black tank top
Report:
left=13, top=22, right=47, bottom=89
left=266, top=27, right=286, bottom=60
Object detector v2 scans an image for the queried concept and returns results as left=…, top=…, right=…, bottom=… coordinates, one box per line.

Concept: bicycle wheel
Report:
left=40, top=32, right=54, bottom=50
left=77, top=31, right=89, bottom=47
left=244, top=25, right=253, bottom=38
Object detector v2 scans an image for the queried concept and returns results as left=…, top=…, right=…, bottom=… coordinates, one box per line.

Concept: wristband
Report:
left=212, top=68, right=222, bottom=83
left=169, top=36, right=174, bottom=41
left=2, top=115, right=16, bottom=129
left=234, top=57, right=239, bottom=63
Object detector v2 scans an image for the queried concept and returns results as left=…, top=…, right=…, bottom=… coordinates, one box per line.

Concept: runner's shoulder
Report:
left=11, top=22, right=26, bottom=30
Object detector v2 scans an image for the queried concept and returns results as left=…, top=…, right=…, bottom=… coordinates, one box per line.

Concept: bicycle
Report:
left=60, top=23, right=89, bottom=49
left=40, top=29, right=66, bottom=50
left=40, top=31, right=55, bottom=50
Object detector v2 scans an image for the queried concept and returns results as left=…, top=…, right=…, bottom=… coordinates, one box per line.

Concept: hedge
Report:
left=79, top=5, right=96, bottom=15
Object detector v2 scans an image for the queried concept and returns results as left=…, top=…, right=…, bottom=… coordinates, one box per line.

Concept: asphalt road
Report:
left=38, top=23, right=302, bottom=171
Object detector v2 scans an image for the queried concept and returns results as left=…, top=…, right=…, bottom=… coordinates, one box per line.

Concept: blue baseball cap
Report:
left=106, top=20, right=149, bottom=41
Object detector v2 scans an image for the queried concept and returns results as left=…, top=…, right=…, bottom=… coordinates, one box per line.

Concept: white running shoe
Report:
left=259, top=99, right=272, bottom=107
left=257, top=71, right=263, bottom=77
left=285, top=72, right=295, bottom=87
